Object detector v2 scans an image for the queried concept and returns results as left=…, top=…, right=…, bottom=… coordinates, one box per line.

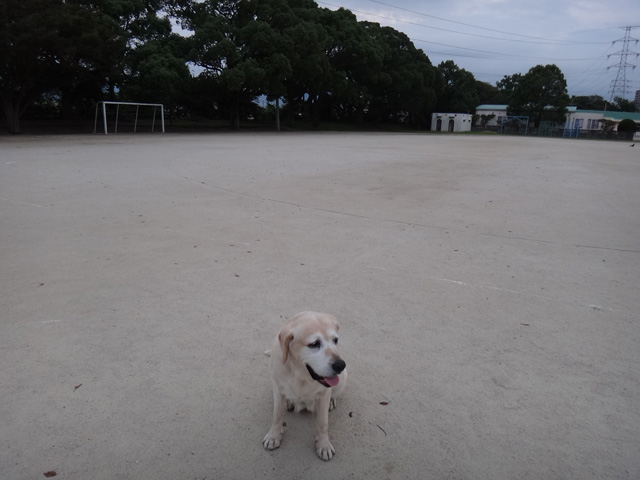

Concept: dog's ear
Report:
left=278, top=330, right=294, bottom=363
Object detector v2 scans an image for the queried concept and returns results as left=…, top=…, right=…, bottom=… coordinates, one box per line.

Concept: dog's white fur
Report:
left=263, top=311, right=347, bottom=461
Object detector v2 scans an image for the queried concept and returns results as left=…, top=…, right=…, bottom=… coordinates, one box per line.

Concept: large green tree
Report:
left=119, top=35, right=192, bottom=123
left=89, top=0, right=178, bottom=100
left=496, top=73, right=521, bottom=105
left=243, top=1, right=293, bottom=101
left=320, top=7, right=382, bottom=123
left=0, top=0, right=124, bottom=133
left=278, top=0, right=330, bottom=127
left=364, top=22, right=438, bottom=127
left=436, top=60, right=478, bottom=113
left=249, top=0, right=324, bottom=127
left=475, top=80, right=506, bottom=105
left=611, top=96, right=636, bottom=112
left=184, top=0, right=289, bottom=128
left=508, top=64, right=569, bottom=127
left=569, top=94, right=607, bottom=111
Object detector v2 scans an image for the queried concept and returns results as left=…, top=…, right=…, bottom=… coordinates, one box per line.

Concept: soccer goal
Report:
left=500, top=116, right=529, bottom=135
left=94, top=101, right=165, bottom=135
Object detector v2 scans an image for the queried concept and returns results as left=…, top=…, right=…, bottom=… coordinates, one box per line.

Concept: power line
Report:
left=317, top=1, right=608, bottom=46
left=361, top=0, right=609, bottom=45
left=565, top=44, right=615, bottom=95
left=410, top=37, right=602, bottom=62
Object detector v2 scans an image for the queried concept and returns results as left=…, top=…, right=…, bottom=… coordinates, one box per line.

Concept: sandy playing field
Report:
left=1, top=132, right=639, bottom=479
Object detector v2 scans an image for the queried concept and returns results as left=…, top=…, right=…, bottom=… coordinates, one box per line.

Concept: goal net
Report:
left=500, top=116, right=529, bottom=135
left=94, top=101, right=165, bottom=135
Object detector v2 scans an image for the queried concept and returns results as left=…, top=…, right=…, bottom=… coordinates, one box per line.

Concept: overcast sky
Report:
left=317, top=0, right=640, bottom=102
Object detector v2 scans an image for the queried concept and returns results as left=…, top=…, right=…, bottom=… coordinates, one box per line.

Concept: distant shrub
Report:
left=617, top=118, right=637, bottom=133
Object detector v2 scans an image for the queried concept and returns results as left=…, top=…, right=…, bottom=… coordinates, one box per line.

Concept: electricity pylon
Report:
left=608, top=26, right=640, bottom=101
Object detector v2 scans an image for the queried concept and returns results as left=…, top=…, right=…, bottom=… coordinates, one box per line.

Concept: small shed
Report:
left=431, top=113, right=473, bottom=132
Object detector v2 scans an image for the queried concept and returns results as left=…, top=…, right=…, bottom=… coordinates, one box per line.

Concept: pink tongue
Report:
left=324, top=376, right=340, bottom=387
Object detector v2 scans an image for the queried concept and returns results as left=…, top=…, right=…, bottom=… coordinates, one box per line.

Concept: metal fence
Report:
left=472, top=124, right=635, bottom=140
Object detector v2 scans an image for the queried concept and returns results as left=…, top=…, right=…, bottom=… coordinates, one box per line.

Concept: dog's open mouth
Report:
left=306, top=365, right=340, bottom=388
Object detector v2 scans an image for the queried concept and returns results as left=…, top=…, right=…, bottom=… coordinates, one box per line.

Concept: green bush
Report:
left=617, top=118, right=638, bottom=133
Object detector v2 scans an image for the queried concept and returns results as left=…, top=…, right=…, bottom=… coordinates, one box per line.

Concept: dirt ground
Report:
left=1, top=132, right=639, bottom=480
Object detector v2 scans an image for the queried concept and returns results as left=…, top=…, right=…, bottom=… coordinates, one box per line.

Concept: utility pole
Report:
left=607, top=26, right=640, bottom=102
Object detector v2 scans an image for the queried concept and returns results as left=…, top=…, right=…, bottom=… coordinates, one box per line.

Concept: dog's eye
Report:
left=308, top=340, right=321, bottom=349
left=333, top=338, right=339, bottom=345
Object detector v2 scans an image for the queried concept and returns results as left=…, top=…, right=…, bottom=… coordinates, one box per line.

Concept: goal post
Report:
left=94, top=101, right=165, bottom=135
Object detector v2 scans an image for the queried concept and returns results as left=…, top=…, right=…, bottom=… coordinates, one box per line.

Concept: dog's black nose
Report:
left=332, top=359, right=346, bottom=374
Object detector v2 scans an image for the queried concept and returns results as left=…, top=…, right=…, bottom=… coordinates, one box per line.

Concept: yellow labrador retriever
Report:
left=263, top=312, right=347, bottom=461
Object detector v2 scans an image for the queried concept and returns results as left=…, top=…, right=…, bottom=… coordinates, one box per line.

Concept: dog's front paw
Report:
left=315, top=436, right=335, bottom=461
left=263, top=428, right=283, bottom=450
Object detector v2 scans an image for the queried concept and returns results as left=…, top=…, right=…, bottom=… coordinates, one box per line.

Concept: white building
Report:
left=564, top=108, right=640, bottom=132
left=475, top=104, right=640, bottom=132
left=475, top=104, right=507, bottom=127
left=431, top=113, right=472, bottom=132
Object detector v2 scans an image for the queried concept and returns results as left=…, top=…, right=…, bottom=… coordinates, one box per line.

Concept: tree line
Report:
left=1, top=0, right=635, bottom=134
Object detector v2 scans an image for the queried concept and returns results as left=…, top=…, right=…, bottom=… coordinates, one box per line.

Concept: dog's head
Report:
left=278, top=312, right=346, bottom=388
